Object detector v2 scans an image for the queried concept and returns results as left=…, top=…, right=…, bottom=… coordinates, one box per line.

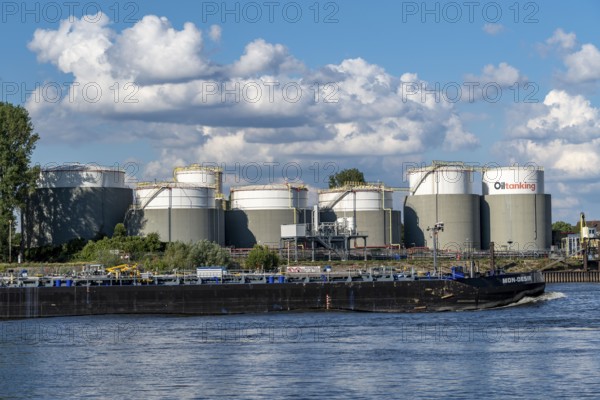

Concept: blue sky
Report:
left=1, top=0, right=600, bottom=223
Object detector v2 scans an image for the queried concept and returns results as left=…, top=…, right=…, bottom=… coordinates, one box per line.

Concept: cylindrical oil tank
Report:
left=408, top=166, right=473, bottom=195
left=136, top=185, right=216, bottom=209
left=481, top=166, right=551, bottom=251
left=23, top=165, right=133, bottom=247
left=404, top=165, right=480, bottom=251
left=128, top=183, right=224, bottom=244
left=226, top=184, right=309, bottom=248
left=318, top=188, right=393, bottom=211
left=173, top=164, right=222, bottom=194
left=318, top=186, right=401, bottom=248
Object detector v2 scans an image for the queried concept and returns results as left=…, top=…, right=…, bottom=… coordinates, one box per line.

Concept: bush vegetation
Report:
left=23, top=224, right=232, bottom=272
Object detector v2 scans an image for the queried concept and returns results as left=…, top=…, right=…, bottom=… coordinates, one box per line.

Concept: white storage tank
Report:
left=318, top=187, right=393, bottom=211
left=408, top=165, right=474, bottom=195
left=482, top=166, right=544, bottom=195
left=129, top=182, right=224, bottom=244
left=226, top=184, right=309, bottom=248
left=317, top=185, right=401, bottom=248
left=38, top=165, right=129, bottom=189
left=481, top=166, right=551, bottom=251
left=404, top=163, right=480, bottom=251
left=136, top=184, right=216, bottom=209
left=230, top=184, right=308, bottom=210
left=23, top=164, right=133, bottom=246
left=173, top=165, right=222, bottom=194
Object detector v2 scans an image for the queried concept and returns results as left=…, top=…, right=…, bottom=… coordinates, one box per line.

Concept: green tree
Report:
left=144, top=232, right=162, bottom=252
left=246, top=244, right=279, bottom=272
left=163, top=241, right=190, bottom=270
left=0, top=102, right=40, bottom=262
left=187, top=239, right=230, bottom=267
left=113, top=223, right=127, bottom=238
left=328, top=168, right=366, bottom=188
left=552, top=221, right=575, bottom=233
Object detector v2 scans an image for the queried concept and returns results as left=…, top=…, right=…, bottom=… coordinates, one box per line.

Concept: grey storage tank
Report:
left=226, top=184, right=309, bottom=248
left=128, top=165, right=225, bottom=244
left=404, top=163, right=480, bottom=251
left=317, top=184, right=401, bottom=248
left=24, top=164, right=133, bottom=246
left=481, top=166, right=551, bottom=251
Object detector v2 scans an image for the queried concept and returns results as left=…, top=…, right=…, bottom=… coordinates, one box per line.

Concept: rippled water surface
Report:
left=1, top=283, right=599, bottom=399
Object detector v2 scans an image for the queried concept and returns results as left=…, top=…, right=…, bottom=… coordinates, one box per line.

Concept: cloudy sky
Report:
left=1, top=0, right=599, bottom=223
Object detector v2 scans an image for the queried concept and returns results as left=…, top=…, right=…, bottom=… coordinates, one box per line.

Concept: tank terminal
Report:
left=21, top=160, right=554, bottom=262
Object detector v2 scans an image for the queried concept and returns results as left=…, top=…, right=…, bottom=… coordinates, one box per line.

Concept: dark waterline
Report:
left=1, top=284, right=599, bottom=399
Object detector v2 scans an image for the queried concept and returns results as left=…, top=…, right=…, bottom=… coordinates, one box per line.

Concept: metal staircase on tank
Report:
left=312, top=223, right=349, bottom=260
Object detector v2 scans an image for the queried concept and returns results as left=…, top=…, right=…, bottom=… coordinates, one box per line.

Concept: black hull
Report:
left=0, top=272, right=545, bottom=319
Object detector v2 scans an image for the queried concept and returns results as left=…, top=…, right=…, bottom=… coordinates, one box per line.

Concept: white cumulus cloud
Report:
left=499, top=90, right=600, bottom=181
left=230, top=39, right=305, bottom=77
left=109, top=15, right=213, bottom=83
left=542, top=29, right=600, bottom=86
left=466, top=62, right=526, bottom=87
left=28, top=12, right=113, bottom=79
left=546, top=28, right=577, bottom=51
left=26, top=13, right=479, bottom=189
left=209, top=25, right=222, bottom=42
left=482, top=23, right=505, bottom=36
left=564, top=43, right=600, bottom=84
left=517, top=90, right=600, bottom=141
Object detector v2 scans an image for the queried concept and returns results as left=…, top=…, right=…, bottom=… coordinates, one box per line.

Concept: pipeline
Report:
left=382, top=185, right=401, bottom=249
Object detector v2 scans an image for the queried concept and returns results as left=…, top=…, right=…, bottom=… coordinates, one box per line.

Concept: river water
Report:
left=1, top=283, right=599, bottom=399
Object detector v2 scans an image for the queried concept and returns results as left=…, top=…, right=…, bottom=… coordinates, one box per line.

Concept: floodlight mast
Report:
left=427, top=222, right=444, bottom=276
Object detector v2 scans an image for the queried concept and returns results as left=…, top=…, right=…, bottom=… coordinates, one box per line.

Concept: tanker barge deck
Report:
left=0, top=269, right=545, bottom=319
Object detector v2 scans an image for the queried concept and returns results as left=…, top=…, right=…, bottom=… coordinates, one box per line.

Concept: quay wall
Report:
left=543, top=271, right=600, bottom=283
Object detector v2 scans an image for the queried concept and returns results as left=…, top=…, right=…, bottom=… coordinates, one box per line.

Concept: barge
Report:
left=0, top=268, right=545, bottom=319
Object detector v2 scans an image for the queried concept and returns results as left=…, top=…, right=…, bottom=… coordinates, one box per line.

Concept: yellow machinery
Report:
left=106, top=264, right=140, bottom=279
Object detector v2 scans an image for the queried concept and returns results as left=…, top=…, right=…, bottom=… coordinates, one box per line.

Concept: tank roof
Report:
left=173, top=164, right=223, bottom=172
left=41, top=164, right=125, bottom=173
left=230, top=183, right=307, bottom=191
left=407, top=161, right=475, bottom=173
left=318, top=183, right=391, bottom=194
left=136, top=181, right=217, bottom=189
left=482, top=165, right=544, bottom=172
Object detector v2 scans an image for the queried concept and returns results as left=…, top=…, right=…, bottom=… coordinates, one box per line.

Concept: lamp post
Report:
left=427, top=222, right=444, bottom=276
left=8, top=220, right=12, bottom=263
